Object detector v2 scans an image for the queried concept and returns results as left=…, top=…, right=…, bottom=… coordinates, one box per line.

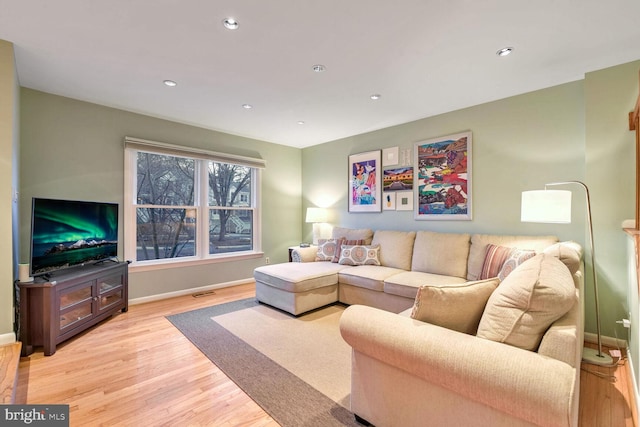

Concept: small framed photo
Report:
left=396, top=191, right=413, bottom=211
left=349, top=150, right=382, bottom=212
left=383, top=192, right=396, bottom=210
left=382, top=147, right=399, bottom=166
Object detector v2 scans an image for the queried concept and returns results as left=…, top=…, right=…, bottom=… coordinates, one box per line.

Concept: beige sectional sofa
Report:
left=253, top=227, right=584, bottom=427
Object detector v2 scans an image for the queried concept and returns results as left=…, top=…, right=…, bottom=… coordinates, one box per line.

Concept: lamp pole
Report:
left=545, top=181, right=612, bottom=365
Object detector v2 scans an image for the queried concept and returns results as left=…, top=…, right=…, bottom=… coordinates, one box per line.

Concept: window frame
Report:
left=124, top=137, right=264, bottom=271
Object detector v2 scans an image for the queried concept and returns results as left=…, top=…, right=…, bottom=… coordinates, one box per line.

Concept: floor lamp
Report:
left=521, top=181, right=613, bottom=366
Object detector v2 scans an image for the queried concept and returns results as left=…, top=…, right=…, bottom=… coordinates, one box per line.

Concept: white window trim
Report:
left=123, top=138, right=263, bottom=270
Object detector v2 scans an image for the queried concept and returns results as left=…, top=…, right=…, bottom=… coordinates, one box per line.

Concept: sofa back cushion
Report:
left=411, top=231, right=470, bottom=278
left=467, top=234, right=558, bottom=281
left=332, top=226, right=374, bottom=244
left=371, top=230, right=416, bottom=270
left=542, top=241, right=583, bottom=277
left=476, top=253, right=575, bottom=351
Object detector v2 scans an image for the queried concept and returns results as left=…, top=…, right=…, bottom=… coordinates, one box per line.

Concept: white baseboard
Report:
left=128, top=278, right=254, bottom=306
left=0, top=332, right=16, bottom=346
left=626, top=348, right=640, bottom=425
left=584, top=332, right=627, bottom=349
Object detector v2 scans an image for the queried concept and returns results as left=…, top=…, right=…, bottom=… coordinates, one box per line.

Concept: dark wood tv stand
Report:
left=18, top=261, right=128, bottom=356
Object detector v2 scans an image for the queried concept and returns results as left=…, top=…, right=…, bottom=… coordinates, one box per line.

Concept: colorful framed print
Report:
left=414, top=131, right=472, bottom=220
left=349, top=150, right=382, bottom=212
left=383, top=167, right=413, bottom=192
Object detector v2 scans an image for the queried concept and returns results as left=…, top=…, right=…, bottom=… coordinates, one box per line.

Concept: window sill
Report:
left=127, top=251, right=265, bottom=273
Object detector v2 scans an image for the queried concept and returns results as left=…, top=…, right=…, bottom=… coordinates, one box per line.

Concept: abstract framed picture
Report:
left=349, top=150, right=382, bottom=212
left=396, top=191, right=413, bottom=211
left=382, top=192, right=396, bottom=210
left=414, top=131, right=472, bottom=220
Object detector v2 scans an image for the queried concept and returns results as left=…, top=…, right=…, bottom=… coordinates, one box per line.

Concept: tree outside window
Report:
left=130, top=150, right=258, bottom=264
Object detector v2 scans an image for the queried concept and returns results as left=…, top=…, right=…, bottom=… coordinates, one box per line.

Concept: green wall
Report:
left=0, top=40, right=18, bottom=343
left=19, top=89, right=302, bottom=300
left=585, top=61, right=640, bottom=377
left=302, top=61, right=640, bottom=344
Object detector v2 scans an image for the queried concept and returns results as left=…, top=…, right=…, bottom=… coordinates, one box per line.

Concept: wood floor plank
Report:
left=15, top=282, right=637, bottom=426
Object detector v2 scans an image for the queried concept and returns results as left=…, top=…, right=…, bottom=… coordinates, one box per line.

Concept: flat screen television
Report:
left=30, top=197, right=119, bottom=277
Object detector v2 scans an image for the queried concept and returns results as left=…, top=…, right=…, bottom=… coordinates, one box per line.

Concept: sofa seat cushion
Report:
left=254, top=262, right=348, bottom=293
left=383, top=271, right=468, bottom=299
left=477, top=253, right=575, bottom=351
left=338, top=265, right=406, bottom=292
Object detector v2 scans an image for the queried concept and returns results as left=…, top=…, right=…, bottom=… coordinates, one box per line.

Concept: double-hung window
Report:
left=124, top=137, right=264, bottom=268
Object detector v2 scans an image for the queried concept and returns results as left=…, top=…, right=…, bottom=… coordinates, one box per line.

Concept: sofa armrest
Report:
left=291, top=246, right=318, bottom=262
left=340, top=305, right=577, bottom=427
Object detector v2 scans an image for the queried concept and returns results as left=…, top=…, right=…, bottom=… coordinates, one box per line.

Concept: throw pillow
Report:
left=332, top=238, right=365, bottom=263
left=479, top=244, right=535, bottom=280
left=338, top=244, right=381, bottom=266
left=497, top=249, right=536, bottom=281
left=476, top=253, right=576, bottom=351
left=410, top=278, right=500, bottom=335
left=315, top=239, right=340, bottom=261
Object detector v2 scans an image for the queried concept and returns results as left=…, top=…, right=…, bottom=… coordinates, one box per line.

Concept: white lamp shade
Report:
left=305, top=207, right=328, bottom=223
left=521, top=190, right=572, bottom=223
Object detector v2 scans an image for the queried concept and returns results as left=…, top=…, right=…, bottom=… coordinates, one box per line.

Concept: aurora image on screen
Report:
left=31, top=198, right=118, bottom=276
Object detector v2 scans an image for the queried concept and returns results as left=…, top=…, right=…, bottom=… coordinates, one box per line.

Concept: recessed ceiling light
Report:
left=163, top=80, right=177, bottom=87
left=297, top=121, right=305, bottom=125
left=223, top=18, right=239, bottom=30
left=370, top=94, right=381, bottom=100
left=496, top=47, right=514, bottom=57
left=312, top=64, right=326, bottom=73
left=242, top=104, right=253, bottom=109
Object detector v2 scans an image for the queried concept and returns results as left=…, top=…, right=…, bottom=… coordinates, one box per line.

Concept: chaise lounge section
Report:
left=254, top=227, right=561, bottom=315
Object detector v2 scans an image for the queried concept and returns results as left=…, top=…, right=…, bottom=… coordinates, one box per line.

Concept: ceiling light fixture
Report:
left=496, top=47, right=514, bottom=57
left=223, top=18, right=239, bottom=30
left=297, top=121, right=305, bottom=125
left=242, top=104, right=253, bottom=109
left=370, top=94, right=381, bottom=100
left=163, top=80, right=177, bottom=87
left=312, top=64, right=326, bottom=73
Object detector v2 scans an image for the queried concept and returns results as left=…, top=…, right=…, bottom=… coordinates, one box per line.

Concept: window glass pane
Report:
left=208, top=162, right=252, bottom=207
left=136, top=207, right=196, bottom=260
left=137, top=152, right=195, bottom=206
left=210, top=209, right=253, bottom=254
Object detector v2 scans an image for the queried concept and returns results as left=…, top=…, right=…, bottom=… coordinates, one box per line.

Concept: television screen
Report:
left=30, top=198, right=119, bottom=276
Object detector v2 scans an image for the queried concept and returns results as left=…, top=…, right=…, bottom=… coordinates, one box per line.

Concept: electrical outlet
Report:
left=265, top=257, right=270, bottom=264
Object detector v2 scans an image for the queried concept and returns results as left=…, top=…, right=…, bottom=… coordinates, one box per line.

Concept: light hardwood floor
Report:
left=15, top=282, right=637, bottom=427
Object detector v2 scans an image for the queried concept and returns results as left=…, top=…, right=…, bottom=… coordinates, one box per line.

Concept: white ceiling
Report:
left=2, top=1, right=640, bottom=148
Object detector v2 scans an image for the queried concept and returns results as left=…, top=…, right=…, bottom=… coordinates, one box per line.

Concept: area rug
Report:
left=166, top=298, right=360, bottom=427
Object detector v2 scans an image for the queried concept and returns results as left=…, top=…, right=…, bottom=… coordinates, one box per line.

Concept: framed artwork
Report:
left=414, top=131, right=472, bottom=220
left=396, top=191, right=413, bottom=211
left=383, top=167, right=413, bottom=192
left=349, top=150, right=382, bottom=212
left=382, top=147, right=399, bottom=166
left=383, top=192, right=396, bottom=210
